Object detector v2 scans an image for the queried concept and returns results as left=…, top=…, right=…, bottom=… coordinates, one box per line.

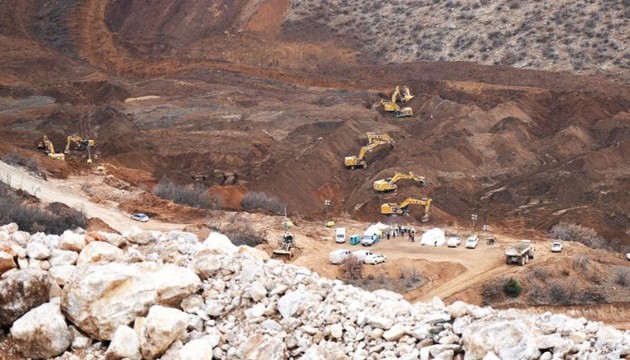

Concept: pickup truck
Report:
left=505, top=240, right=535, bottom=266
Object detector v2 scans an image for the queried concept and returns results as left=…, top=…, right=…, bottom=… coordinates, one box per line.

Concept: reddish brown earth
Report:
left=0, top=0, right=628, bottom=253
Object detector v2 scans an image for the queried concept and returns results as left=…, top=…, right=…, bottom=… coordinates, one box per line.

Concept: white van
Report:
left=335, top=227, right=346, bottom=244
left=447, top=237, right=461, bottom=248
left=329, top=249, right=351, bottom=264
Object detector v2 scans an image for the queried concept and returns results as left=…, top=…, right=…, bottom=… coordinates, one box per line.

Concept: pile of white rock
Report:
left=1, top=222, right=629, bottom=360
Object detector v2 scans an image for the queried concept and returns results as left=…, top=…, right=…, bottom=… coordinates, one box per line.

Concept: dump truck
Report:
left=505, top=240, right=535, bottom=266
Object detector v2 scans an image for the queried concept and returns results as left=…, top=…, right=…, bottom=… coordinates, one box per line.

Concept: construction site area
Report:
left=0, top=0, right=629, bottom=334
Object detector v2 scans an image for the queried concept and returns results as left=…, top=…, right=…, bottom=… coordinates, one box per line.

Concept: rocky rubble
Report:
left=1, top=222, right=629, bottom=359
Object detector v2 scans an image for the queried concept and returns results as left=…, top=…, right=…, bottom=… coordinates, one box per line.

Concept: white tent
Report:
left=420, top=228, right=446, bottom=246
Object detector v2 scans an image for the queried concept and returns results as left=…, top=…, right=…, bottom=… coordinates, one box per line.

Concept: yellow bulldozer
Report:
left=380, top=197, right=432, bottom=222
left=373, top=171, right=427, bottom=192
left=37, top=135, right=65, bottom=161
left=345, top=133, right=394, bottom=170
left=65, top=136, right=95, bottom=163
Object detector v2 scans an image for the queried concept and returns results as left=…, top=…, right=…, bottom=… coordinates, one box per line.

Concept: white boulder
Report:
left=62, top=262, right=201, bottom=340
left=77, top=241, right=124, bottom=265
left=105, top=325, right=142, bottom=360
left=140, top=305, right=189, bottom=360
left=10, top=301, right=71, bottom=359
left=59, top=231, right=86, bottom=252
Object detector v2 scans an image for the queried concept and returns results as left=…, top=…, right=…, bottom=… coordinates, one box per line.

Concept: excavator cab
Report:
left=381, top=197, right=432, bottom=222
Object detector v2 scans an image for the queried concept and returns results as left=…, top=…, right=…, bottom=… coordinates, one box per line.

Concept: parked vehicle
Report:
left=465, top=234, right=479, bottom=249
left=505, top=240, right=535, bottom=265
left=626, top=253, right=630, bottom=261
left=365, top=253, right=387, bottom=265
left=551, top=241, right=563, bottom=253
left=349, top=234, right=361, bottom=245
left=447, top=237, right=461, bottom=248
left=335, top=227, right=346, bottom=243
left=361, top=233, right=380, bottom=246
left=131, top=213, right=149, bottom=222
left=352, top=250, right=374, bottom=262
left=329, top=249, right=351, bottom=264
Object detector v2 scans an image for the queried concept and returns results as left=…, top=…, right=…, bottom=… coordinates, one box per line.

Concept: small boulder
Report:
left=105, top=325, right=141, bottom=360
left=77, top=241, right=124, bottom=265
left=0, top=250, right=16, bottom=274
left=59, top=231, right=86, bottom=252
left=26, top=241, right=51, bottom=260
left=140, top=305, right=189, bottom=360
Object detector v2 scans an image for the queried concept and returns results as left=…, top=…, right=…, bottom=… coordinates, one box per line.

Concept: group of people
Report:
left=384, top=225, right=416, bottom=242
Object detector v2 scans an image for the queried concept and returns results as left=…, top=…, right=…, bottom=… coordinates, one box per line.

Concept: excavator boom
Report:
left=373, top=171, right=427, bottom=192
left=381, top=197, right=432, bottom=222
left=345, top=134, right=393, bottom=170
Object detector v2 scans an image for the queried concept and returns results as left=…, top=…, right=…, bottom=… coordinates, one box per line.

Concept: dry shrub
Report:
left=0, top=182, right=86, bottom=234
left=1, top=153, right=40, bottom=174
left=481, top=278, right=505, bottom=305
left=549, top=222, right=605, bottom=249
left=340, top=255, right=364, bottom=281
left=153, top=179, right=220, bottom=209
left=573, top=255, right=590, bottom=271
left=241, top=191, right=285, bottom=214
left=614, top=267, right=629, bottom=287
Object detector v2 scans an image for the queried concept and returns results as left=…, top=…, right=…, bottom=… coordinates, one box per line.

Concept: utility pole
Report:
left=471, top=213, right=478, bottom=232
left=324, top=199, right=331, bottom=225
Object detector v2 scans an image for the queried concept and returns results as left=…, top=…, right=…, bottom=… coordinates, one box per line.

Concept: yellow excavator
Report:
left=381, top=197, right=432, bottom=222
left=373, top=171, right=427, bottom=192
left=372, top=86, right=414, bottom=118
left=345, top=133, right=394, bottom=169
left=393, top=85, right=415, bottom=103
left=65, top=136, right=95, bottom=153
left=65, top=136, right=95, bottom=163
left=366, top=132, right=394, bottom=145
left=37, top=135, right=65, bottom=161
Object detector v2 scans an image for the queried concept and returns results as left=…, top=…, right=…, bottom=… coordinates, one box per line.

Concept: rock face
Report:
left=10, top=301, right=71, bottom=359
left=0, top=269, right=51, bottom=327
left=62, top=262, right=201, bottom=340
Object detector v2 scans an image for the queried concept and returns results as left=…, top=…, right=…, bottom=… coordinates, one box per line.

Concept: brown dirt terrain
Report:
left=0, top=0, right=629, bottom=331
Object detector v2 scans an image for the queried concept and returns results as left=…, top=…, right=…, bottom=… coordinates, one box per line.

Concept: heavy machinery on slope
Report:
left=380, top=197, right=432, bottom=222
left=365, top=132, right=394, bottom=145
left=37, top=135, right=65, bottom=161
left=373, top=171, right=427, bottom=192
left=371, top=86, right=414, bottom=117
left=65, top=136, right=95, bottom=164
left=345, top=133, right=394, bottom=170
left=65, top=136, right=95, bottom=153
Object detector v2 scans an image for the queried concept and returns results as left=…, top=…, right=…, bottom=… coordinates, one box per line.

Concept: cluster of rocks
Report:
left=1, top=222, right=630, bottom=360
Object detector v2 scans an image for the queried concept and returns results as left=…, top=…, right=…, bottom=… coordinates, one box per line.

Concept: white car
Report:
left=551, top=241, right=563, bottom=253
left=131, top=213, right=149, bottom=222
left=352, top=250, right=374, bottom=262
left=447, top=237, right=461, bottom=248
left=465, top=235, right=479, bottom=249
left=329, top=249, right=351, bottom=264
left=364, top=253, right=387, bottom=265
left=626, top=253, right=630, bottom=261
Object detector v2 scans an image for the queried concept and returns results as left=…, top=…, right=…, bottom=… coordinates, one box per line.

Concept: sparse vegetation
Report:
left=1, top=153, right=40, bottom=174
left=241, top=191, right=285, bottom=215
left=0, top=181, right=87, bottom=234
left=153, top=179, right=220, bottom=209
left=340, top=255, right=364, bottom=281
left=549, top=223, right=605, bottom=249
left=614, top=267, right=629, bottom=287
left=284, top=0, right=628, bottom=79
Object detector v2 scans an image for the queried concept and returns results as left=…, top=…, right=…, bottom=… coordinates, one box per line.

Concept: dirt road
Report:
left=0, top=161, right=183, bottom=233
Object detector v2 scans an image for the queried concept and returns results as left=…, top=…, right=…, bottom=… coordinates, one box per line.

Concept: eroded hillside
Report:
left=0, top=0, right=628, bottom=250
